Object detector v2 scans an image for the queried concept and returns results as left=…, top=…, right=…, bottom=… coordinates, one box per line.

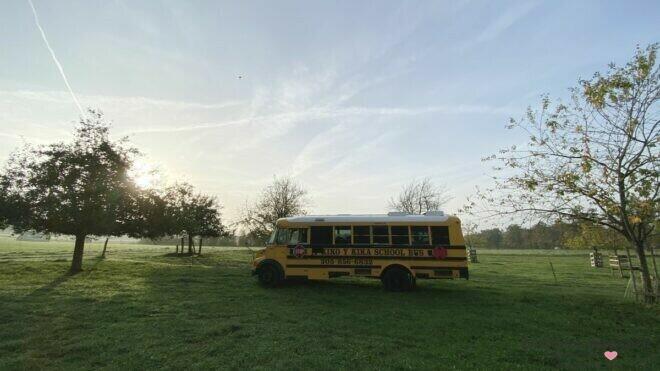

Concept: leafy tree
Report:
left=128, top=188, right=174, bottom=241
left=0, top=195, right=12, bottom=230
left=564, top=222, right=628, bottom=250
left=389, top=178, right=452, bottom=214
left=468, top=45, right=659, bottom=303
left=164, top=183, right=225, bottom=254
left=239, top=176, right=308, bottom=243
left=503, top=224, right=525, bottom=249
left=0, top=110, right=142, bottom=273
left=475, top=228, right=503, bottom=249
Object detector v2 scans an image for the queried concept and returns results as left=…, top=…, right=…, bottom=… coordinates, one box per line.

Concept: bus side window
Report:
left=299, top=228, right=309, bottom=244
left=372, top=225, right=389, bottom=244
left=353, top=226, right=370, bottom=244
left=311, top=226, right=333, bottom=245
left=334, top=226, right=351, bottom=245
left=289, top=228, right=309, bottom=244
left=411, top=226, right=430, bottom=246
left=431, top=226, right=450, bottom=245
left=391, top=226, right=410, bottom=245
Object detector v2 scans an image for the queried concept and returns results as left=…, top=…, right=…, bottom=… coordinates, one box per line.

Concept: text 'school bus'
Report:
left=251, top=211, right=468, bottom=291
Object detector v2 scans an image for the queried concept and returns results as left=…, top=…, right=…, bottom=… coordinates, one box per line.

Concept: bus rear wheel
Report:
left=258, top=263, right=282, bottom=287
left=381, top=266, right=415, bottom=292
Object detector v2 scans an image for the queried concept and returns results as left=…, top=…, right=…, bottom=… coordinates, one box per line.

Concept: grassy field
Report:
left=0, top=237, right=658, bottom=370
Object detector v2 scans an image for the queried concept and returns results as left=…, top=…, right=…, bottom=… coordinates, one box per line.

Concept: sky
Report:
left=0, top=0, right=658, bottom=228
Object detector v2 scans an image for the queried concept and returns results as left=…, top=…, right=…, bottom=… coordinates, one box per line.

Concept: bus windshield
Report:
left=267, top=228, right=277, bottom=245
left=266, top=227, right=308, bottom=245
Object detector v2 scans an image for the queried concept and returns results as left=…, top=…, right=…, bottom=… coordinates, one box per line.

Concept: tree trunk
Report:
left=188, top=235, right=193, bottom=255
left=181, top=237, right=185, bottom=255
left=634, top=242, right=655, bottom=304
left=70, top=234, right=86, bottom=274
left=101, top=237, right=109, bottom=258
left=198, top=238, right=203, bottom=255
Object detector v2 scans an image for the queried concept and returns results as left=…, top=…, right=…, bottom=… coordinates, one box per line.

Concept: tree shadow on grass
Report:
left=162, top=252, right=196, bottom=258
left=0, top=256, right=115, bottom=369
left=26, top=256, right=105, bottom=299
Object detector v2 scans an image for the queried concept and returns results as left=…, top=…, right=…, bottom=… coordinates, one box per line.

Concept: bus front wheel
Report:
left=381, top=266, right=415, bottom=292
left=257, top=263, right=283, bottom=287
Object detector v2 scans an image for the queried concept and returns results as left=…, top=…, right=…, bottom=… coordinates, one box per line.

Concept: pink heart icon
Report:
left=604, top=351, right=617, bottom=361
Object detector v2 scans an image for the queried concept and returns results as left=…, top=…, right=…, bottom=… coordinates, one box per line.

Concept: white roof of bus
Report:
left=279, top=212, right=450, bottom=224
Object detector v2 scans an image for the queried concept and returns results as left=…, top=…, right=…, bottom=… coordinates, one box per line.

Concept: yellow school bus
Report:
left=251, top=211, right=468, bottom=291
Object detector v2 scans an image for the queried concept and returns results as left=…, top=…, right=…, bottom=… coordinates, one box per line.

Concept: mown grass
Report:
left=0, top=237, right=658, bottom=370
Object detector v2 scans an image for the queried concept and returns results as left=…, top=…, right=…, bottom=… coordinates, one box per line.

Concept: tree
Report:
left=240, top=176, right=308, bottom=242
left=483, top=228, right=503, bottom=249
left=164, top=183, right=225, bottom=255
left=188, top=191, right=225, bottom=255
left=503, top=224, right=525, bottom=249
left=465, top=228, right=504, bottom=249
left=389, top=178, right=452, bottom=214
left=462, top=221, right=479, bottom=247
left=468, top=45, right=659, bottom=303
left=0, top=193, right=12, bottom=230
left=126, top=188, right=174, bottom=241
left=564, top=222, right=628, bottom=250
left=0, top=110, right=143, bottom=273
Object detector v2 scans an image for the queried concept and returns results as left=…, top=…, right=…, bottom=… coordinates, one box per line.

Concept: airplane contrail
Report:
left=27, top=0, right=85, bottom=116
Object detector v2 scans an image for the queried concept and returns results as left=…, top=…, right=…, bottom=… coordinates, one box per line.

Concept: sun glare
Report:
left=130, top=160, right=159, bottom=189
left=134, top=174, right=154, bottom=189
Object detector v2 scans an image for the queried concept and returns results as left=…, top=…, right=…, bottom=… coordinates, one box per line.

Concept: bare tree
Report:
left=389, top=178, right=452, bottom=214
left=239, top=176, right=308, bottom=241
left=462, top=221, right=479, bottom=247
left=467, top=44, right=659, bottom=303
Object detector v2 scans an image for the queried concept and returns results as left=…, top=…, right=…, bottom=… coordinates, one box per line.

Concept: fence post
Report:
left=615, top=249, right=624, bottom=278
left=623, top=245, right=638, bottom=302
left=549, top=259, right=558, bottom=285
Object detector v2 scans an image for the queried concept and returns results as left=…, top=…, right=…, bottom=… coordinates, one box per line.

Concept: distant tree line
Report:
left=465, top=221, right=634, bottom=250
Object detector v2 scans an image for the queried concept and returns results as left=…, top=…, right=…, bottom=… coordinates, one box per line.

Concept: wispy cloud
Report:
left=0, top=132, right=24, bottom=139
left=125, top=103, right=512, bottom=135
left=0, top=90, right=243, bottom=111
left=474, top=1, right=538, bottom=44
left=26, top=0, right=84, bottom=116
left=292, top=121, right=407, bottom=181
left=459, top=1, right=539, bottom=53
